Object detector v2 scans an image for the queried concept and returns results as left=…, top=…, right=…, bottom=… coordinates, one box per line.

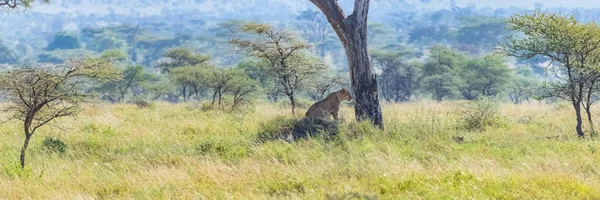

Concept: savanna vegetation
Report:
left=0, top=102, right=599, bottom=199
left=2, top=0, right=600, bottom=199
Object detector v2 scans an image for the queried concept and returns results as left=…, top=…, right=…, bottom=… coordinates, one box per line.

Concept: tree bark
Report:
left=586, top=107, right=595, bottom=137
left=20, top=134, right=31, bottom=169
left=310, top=0, right=384, bottom=129
left=288, top=93, right=296, bottom=115
left=211, top=90, right=218, bottom=106
left=574, top=102, right=585, bottom=137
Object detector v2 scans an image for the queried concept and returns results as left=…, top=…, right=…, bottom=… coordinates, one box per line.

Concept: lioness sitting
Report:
left=305, top=88, right=353, bottom=121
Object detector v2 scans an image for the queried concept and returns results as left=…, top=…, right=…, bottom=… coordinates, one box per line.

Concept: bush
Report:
left=292, top=118, right=339, bottom=140
left=458, top=96, right=502, bottom=131
left=130, top=96, right=153, bottom=109
left=256, top=116, right=297, bottom=143
left=256, top=116, right=340, bottom=143
left=43, top=136, right=67, bottom=154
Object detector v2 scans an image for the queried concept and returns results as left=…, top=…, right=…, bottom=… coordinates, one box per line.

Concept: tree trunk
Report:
left=20, top=134, right=31, bottom=169
left=182, top=85, right=188, bottom=102
left=211, top=90, right=218, bottom=106
left=574, top=103, right=585, bottom=137
left=310, top=0, right=383, bottom=129
left=586, top=107, right=596, bottom=137
left=288, top=93, right=296, bottom=115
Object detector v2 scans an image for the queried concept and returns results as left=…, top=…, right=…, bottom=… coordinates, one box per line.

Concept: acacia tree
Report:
left=309, top=0, right=384, bottom=129
left=157, top=48, right=210, bottom=73
left=205, top=67, right=236, bottom=108
left=501, top=11, right=600, bottom=137
left=0, top=58, right=118, bottom=168
left=231, top=22, right=324, bottom=114
left=229, top=70, right=260, bottom=110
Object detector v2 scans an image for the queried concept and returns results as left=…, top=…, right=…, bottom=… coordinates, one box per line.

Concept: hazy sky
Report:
left=455, top=0, right=592, bottom=8
left=28, top=0, right=599, bottom=16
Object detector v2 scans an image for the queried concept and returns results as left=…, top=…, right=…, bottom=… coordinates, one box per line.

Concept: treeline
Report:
left=372, top=45, right=542, bottom=104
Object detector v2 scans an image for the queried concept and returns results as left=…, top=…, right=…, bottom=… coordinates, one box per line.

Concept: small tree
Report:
left=169, top=65, right=206, bottom=102
left=231, top=22, right=324, bottom=114
left=501, top=10, right=600, bottom=137
left=204, top=67, right=236, bottom=108
left=228, top=70, right=260, bottom=110
left=159, top=49, right=211, bottom=101
left=459, top=55, right=512, bottom=100
left=421, top=46, right=465, bottom=102
left=0, top=57, right=118, bottom=168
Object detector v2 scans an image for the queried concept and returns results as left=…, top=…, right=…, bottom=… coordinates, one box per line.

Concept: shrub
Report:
left=256, top=116, right=340, bottom=142
left=458, top=96, right=502, bottom=131
left=256, top=116, right=297, bottom=143
left=43, top=136, right=67, bottom=154
left=292, top=118, right=339, bottom=140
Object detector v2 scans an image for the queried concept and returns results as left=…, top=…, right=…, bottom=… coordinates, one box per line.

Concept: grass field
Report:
left=0, top=102, right=599, bottom=199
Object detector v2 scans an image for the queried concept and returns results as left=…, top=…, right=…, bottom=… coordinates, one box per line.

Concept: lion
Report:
left=305, top=88, right=353, bottom=121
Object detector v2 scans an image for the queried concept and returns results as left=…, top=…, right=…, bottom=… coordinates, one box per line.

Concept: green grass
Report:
left=0, top=102, right=599, bottom=199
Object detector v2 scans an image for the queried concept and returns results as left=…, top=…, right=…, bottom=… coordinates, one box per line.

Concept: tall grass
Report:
left=0, top=102, right=598, bottom=199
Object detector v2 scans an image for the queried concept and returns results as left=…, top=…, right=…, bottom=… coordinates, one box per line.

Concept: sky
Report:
left=455, top=0, right=593, bottom=8
left=28, top=0, right=600, bottom=16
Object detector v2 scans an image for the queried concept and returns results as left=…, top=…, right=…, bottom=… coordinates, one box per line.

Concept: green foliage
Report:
left=459, top=55, right=512, bottom=100
left=292, top=118, right=339, bottom=140
left=500, top=10, right=600, bottom=137
left=231, top=22, right=325, bottom=113
left=256, top=116, right=297, bottom=143
left=46, top=31, right=81, bottom=51
left=228, top=70, right=260, bottom=110
left=459, top=97, right=503, bottom=131
left=95, top=65, right=153, bottom=103
left=420, top=46, right=466, bottom=102
left=371, top=46, right=420, bottom=102
left=37, top=49, right=96, bottom=64
left=43, top=137, right=67, bottom=154
left=456, top=16, right=510, bottom=51
left=0, top=56, right=119, bottom=168
left=508, top=66, right=542, bottom=104
left=157, top=48, right=210, bottom=73
left=237, top=60, right=279, bottom=101
left=100, top=49, right=128, bottom=62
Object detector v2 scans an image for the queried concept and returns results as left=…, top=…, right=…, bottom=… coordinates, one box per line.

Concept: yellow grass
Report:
left=0, top=102, right=598, bottom=199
